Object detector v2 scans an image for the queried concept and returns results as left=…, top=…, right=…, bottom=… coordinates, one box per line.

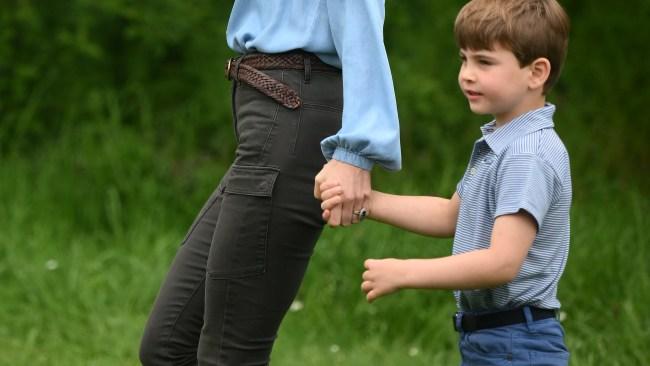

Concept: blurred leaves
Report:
left=0, top=0, right=648, bottom=189
left=0, top=0, right=233, bottom=157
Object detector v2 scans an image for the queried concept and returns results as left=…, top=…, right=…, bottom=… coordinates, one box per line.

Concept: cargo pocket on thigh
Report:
left=206, top=164, right=280, bottom=279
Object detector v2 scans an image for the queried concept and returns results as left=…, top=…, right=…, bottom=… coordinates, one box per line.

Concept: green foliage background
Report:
left=0, top=1, right=648, bottom=365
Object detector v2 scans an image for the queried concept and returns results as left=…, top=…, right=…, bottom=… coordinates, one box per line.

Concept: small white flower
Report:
left=329, top=344, right=340, bottom=353
left=408, top=347, right=420, bottom=357
left=289, top=300, right=304, bottom=312
left=45, top=259, right=59, bottom=271
left=559, top=311, right=567, bottom=322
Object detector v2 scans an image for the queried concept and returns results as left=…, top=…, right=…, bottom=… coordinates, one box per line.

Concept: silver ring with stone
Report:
left=352, top=207, right=368, bottom=221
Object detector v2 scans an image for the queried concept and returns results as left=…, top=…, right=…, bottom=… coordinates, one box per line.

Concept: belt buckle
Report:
left=225, top=58, right=233, bottom=80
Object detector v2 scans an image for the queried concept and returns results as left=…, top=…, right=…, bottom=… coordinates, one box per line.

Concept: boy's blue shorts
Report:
left=457, top=309, right=569, bottom=366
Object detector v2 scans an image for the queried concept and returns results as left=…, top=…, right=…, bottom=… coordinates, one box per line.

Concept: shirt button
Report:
left=470, top=167, right=477, bottom=175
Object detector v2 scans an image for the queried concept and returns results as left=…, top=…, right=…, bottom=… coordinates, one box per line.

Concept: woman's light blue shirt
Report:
left=226, top=0, right=401, bottom=171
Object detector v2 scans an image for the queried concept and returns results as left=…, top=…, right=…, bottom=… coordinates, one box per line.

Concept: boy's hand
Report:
left=361, top=258, right=404, bottom=302
left=319, top=182, right=344, bottom=222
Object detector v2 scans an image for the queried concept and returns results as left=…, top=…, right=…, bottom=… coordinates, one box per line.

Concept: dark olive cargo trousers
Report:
left=140, top=55, right=342, bottom=365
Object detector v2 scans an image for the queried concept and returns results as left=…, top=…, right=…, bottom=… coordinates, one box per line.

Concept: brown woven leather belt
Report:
left=225, top=52, right=339, bottom=109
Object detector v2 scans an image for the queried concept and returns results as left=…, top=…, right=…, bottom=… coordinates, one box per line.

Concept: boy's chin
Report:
left=468, top=105, right=492, bottom=117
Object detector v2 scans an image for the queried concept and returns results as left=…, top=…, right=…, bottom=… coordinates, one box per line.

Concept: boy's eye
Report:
left=478, top=59, right=492, bottom=65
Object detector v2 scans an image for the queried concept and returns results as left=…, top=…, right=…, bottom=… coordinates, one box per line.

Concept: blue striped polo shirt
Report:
left=454, top=103, right=572, bottom=312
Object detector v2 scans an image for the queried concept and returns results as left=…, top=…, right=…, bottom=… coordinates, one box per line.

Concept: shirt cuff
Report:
left=332, top=147, right=374, bottom=171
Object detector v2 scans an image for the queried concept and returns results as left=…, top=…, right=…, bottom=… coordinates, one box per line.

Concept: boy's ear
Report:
left=528, top=57, right=551, bottom=90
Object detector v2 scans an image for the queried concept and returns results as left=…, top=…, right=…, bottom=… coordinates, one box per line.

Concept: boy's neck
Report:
left=494, top=96, right=546, bottom=128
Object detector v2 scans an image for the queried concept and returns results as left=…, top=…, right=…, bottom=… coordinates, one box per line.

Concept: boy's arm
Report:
left=369, top=191, right=460, bottom=238
left=361, top=211, right=536, bottom=302
left=320, top=185, right=460, bottom=237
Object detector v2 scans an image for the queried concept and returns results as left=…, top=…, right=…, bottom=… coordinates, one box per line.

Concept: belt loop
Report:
left=233, top=55, right=245, bottom=82
left=522, top=306, right=534, bottom=331
left=303, top=54, right=311, bottom=84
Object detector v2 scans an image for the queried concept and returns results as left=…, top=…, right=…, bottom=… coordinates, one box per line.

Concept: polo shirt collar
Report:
left=479, top=103, right=556, bottom=154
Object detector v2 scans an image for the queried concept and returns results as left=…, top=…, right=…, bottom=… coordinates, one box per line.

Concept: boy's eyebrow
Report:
left=461, top=49, right=497, bottom=60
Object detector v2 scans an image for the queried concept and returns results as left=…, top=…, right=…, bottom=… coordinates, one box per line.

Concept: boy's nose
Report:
left=459, top=65, right=475, bottom=83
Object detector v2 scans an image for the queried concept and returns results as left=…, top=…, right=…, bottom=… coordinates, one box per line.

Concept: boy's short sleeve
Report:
left=494, top=153, right=557, bottom=228
left=456, top=176, right=466, bottom=198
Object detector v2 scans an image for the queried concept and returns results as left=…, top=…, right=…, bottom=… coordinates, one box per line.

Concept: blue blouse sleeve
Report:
left=321, top=0, right=402, bottom=171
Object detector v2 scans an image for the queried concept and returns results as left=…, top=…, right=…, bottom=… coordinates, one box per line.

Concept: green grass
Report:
left=2, top=1, right=649, bottom=364
left=0, top=123, right=648, bottom=365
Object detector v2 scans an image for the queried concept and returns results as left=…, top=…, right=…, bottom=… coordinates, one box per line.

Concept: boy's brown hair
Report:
left=454, top=0, right=570, bottom=93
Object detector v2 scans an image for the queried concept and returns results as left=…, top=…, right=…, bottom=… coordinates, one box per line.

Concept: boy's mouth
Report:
left=464, top=89, right=483, bottom=100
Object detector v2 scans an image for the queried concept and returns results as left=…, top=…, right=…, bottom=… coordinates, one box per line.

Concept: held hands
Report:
left=314, top=159, right=371, bottom=227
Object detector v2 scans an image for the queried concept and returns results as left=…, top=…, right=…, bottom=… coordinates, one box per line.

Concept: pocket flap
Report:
left=224, top=165, right=280, bottom=197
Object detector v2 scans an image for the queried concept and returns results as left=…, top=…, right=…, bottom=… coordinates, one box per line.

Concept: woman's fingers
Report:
left=320, top=185, right=343, bottom=200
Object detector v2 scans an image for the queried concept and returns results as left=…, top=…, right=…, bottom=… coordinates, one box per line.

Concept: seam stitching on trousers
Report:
left=217, top=280, right=231, bottom=363
left=261, top=94, right=280, bottom=159
left=164, top=275, right=206, bottom=365
left=163, top=193, right=221, bottom=363
left=181, top=194, right=221, bottom=246
left=301, top=103, right=342, bottom=112
left=291, top=76, right=303, bottom=156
